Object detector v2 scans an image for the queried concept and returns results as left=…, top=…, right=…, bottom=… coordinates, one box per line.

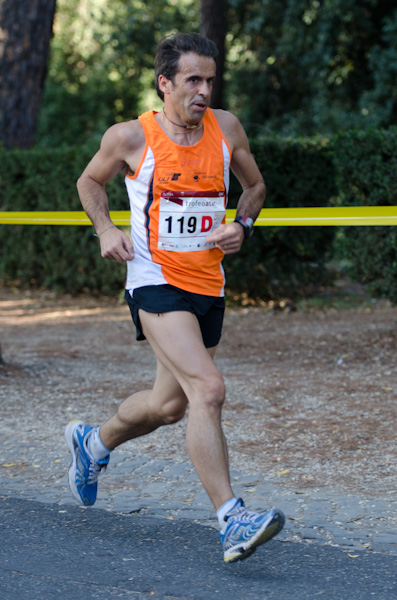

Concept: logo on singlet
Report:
left=159, top=173, right=182, bottom=182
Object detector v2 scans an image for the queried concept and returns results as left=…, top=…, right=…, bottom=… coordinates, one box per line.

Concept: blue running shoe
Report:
left=220, top=498, right=285, bottom=563
left=65, top=421, right=109, bottom=506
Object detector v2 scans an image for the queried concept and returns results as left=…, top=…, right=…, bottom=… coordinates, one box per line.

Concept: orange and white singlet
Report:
left=125, top=109, right=231, bottom=297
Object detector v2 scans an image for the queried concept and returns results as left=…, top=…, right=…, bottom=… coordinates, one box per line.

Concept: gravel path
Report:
left=1, top=289, right=396, bottom=555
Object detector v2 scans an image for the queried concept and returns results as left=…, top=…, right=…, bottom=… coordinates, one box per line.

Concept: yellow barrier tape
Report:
left=0, top=206, right=396, bottom=226
left=254, top=206, right=397, bottom=226
left=0, top=211, right=129, bottom=226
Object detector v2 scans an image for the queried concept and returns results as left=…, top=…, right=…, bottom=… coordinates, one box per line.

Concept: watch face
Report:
left=236, top=216, right=254, bottom=238
left=242, top=217, right=254, bottom=229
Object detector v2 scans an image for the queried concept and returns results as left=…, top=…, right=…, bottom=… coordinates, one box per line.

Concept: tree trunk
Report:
left=0, top=0, right=56, bottom=149
left=200, top=0, right=227, bottom=109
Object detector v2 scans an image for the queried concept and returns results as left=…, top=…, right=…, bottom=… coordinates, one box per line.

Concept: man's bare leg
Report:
left=66, top=307, right=285, bottom=563
left=139, top=310, right=235, bottom=510
left=99, top=360, right=188, bottom=450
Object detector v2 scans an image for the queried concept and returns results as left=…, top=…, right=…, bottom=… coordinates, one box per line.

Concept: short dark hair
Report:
left=155, top=33, right=218, bottom=101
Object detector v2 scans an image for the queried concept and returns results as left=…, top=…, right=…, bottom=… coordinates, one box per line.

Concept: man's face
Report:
left=162, top=52, right=216, bottom=125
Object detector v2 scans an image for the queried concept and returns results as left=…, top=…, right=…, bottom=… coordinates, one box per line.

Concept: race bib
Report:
left=158, top=190, right=226, bottom=252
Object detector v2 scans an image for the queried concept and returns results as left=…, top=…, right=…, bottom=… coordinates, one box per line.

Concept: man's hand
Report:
left=206, top=222, right=244, bottom=255
left=99, top=226, right=134, bottom=263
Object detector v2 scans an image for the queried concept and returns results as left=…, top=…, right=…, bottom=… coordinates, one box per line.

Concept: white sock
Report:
left=217, top=497, right=238, bottom=531
left=88, top=427, right=111, bottom=461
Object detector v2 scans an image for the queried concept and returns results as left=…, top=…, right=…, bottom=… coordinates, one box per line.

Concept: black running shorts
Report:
left=125, top=284, right=225, bottom=348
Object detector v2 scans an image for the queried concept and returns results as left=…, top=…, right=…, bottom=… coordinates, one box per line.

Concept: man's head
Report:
left=155, top=33, right=218, bottom=101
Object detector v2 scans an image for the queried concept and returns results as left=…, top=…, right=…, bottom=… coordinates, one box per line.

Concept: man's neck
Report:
left=155, top=110, right=204, bottom=146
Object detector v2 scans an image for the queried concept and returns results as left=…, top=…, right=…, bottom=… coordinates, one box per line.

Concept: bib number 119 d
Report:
left=164, top=214, right=214, bottom=235
left=158, top=190, right=226, bottom=252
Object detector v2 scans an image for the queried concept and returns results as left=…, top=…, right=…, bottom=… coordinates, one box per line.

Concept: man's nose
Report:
left=198, top=80, right=212, bottom=98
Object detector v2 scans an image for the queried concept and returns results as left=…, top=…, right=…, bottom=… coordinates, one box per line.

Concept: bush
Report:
left=0, top=144, right=128, bottom=294
left=0, top=137, right=337, bottom=298
left=2, top=130, right=395, bottom=302
left=224, top=136, right=336, bottom=299
left=329, top=127, right=397, bottom=304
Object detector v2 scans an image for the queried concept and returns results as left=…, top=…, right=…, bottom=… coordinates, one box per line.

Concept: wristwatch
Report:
left=234, top=216, right=254, bottom=239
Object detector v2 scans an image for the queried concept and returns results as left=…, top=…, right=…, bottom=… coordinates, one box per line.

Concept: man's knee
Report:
left=195, top=373, right=226, bottom=414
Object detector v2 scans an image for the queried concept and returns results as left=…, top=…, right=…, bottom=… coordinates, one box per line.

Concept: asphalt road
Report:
left=1, top=496, right=396, bottom=600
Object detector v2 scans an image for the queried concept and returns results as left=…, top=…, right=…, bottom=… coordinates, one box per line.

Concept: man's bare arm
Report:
left=77, top=122, right=144, bottom=263
left=206, top=111, right=266, bottom=254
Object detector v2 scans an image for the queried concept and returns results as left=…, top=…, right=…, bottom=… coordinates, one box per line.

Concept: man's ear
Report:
left=158, top=74, right=172, bottom=96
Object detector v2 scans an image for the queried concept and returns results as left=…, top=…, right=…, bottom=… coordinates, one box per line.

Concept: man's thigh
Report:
left=139, top=309, right=221, bottom=397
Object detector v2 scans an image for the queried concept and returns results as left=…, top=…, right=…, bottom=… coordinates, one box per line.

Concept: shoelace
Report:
left=226, top=506, right=255, bottom=524
left=87, top=460, right=107, bottom=484
left=83, top=434, right=108, bottom=484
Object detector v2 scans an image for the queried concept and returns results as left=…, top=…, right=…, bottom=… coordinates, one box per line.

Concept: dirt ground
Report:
left=0, top=285, right=396, bottom=500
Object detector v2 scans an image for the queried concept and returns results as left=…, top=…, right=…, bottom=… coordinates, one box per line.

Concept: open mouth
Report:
left=193, top=102, right=207, bottom=111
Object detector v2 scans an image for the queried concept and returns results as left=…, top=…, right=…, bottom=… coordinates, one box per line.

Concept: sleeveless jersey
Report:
left=124, top=109, right=231, bottom=297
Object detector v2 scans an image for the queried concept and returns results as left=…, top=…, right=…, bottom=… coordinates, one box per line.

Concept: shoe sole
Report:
left=65, top=420, right=91, bottom=506
left=224, top=508, right=285, bottom=563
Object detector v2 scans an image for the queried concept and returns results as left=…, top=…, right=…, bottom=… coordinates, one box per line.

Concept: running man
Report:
left=65, top=32, right=285, bottom=563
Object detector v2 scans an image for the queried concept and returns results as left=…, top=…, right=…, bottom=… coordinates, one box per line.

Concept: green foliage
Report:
left=0, top=137, right=336, bottom=298
left=226, top=1, right=397, bottom=137
left=360, top=10, right=397, bottom=126
left=4, top=0, right=396, bottom=302
left=1, top=129, right=396, bottom=303
left=0, top=144, right=128, bottom=293
left=329, top=127, right=397, bottom=303
left=37, top=0, right=199, bottom=147
left=33, top=0, right=397, bottom=146
left=224, top=137, right=336, bottom=298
